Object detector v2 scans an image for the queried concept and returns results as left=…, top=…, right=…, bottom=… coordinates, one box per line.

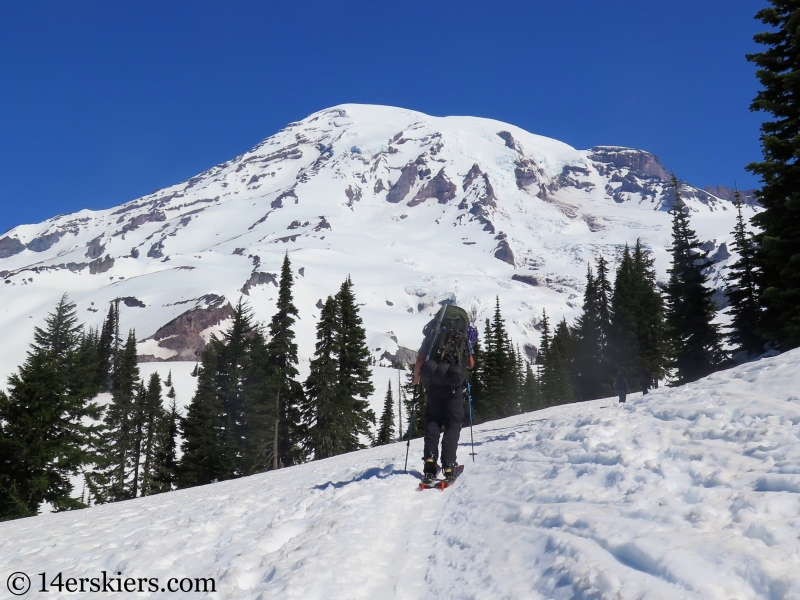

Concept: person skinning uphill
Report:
left=412, top=303, right=476, bottom=485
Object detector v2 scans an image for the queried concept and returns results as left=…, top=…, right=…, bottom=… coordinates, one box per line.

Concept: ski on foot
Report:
left=418, top=464, right=464, bottom=491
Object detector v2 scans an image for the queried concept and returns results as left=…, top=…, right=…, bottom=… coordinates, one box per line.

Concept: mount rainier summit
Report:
left=0, top=104, right=750, bottom=381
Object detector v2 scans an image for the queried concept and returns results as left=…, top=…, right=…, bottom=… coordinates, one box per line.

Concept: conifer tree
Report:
left=151, top=392, right=179, bottom=494
left=375, top=380, right=395, bottom=446
left=402, top=368, right=426, bottom=438
left=99, top=330, right=140, bottom=501
left=746, top=3, right=800, bottom=349
left=725, top=190, right=766, bottom=358
left=522, top=361, right=542, bottom=411
left=333, top=277, right=376, bottom=451
left=665, top=174, right=726, bottom=383
left=610, top=245, right=642, bottom=380
left=97, top=301, right=118, bottom=391
left=178, top=344, right=227, bottom=488
left=541, top=318, right=574, bottom=406
left=631, top=239, right=668, bottom=381
left=267, top=254, right=305, bottom=468
left=0, top=295, right=102, bottom=519
left=572, top=264, right=608, bottom=400
left=240, top=327, right=275, bottom=475
left=303, top=295, right=341, bottom=459
left=216, top=299, right=257, bottom=477
left=139, top=372, right=164, bottom=496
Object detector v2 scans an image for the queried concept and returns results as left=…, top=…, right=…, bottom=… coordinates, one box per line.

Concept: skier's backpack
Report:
left=419, top=304, right=473, bottom=387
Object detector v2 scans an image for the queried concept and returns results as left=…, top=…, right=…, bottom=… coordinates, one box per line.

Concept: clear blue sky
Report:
left=0, top=0, right=766, bottom=234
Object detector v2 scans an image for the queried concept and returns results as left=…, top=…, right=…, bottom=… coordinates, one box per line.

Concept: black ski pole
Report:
left=467, top=382, right=476, bottom=461
left=404, top=384, right=419, bottom=474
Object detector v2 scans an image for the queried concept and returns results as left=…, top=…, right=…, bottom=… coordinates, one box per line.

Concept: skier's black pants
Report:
left=423, top=384, right=464, bottom=465
left=618, top=392, right=627, bottom=403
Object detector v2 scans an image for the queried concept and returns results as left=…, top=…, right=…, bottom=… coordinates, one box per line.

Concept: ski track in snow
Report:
left=4, top=351, right=800, bottom=598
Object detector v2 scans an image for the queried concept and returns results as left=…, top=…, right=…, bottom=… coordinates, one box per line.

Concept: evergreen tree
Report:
left=150, top=391, right=179, bottom=494
left=610, top=245, right=642, bottom=381
left=302, top=296, right=341, bottom=459
left=267, top=254, right=305, bottom=468
left=97, top=301, right=118, bottom=391
left=521, top=361, right=542, bottom=411
left=631, top=239, right=668, bottom=382
left=402, top=368, right=426, bottom=438
left=216, top=299, right=257, bottom=477
left=139, top=372, right=164, bottom=496
left=0, top=295, right=102, bottom=519
left=725, top=190, right=766, bottom=358
left=333, top=277, right=376, bottom=451
left=178, top=344, right=227, bottom=488
left=472, top=298, right=518, bottom=420
left=541, top=318, right=574, bottom=406
left=98, top=330, right=140, bottom=501
left=664, top=174, right=726, bottom=383
left=240, top=327, right=275, bottom=476
left=572, top=263, right=608, bottom=400
left=746, top=3, right=800, bottom=349
left=375, top=380, right=395, bottom=446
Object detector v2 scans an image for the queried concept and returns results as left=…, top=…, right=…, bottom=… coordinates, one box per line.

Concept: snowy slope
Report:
left=3, top=350, right=800, bottom=599
left=0, top=104, right=753, bottom=385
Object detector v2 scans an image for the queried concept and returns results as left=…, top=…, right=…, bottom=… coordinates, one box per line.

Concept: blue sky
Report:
left=0, top=0, right=765, bottom=233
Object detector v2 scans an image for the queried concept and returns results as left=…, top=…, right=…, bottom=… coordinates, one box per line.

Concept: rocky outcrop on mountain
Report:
left=0, top=237, right=25, bottom=259
left=141, top=299, right=235, bottom=362
left=494, top=234, right=515, bottom=266
left=240, top=271, right=278, bottom=295
left=88, top=255, right=115, bottom=274
left=408, top=168, right=456, bottom=206
left=589, top=147, right=670, bottom=180
left=386, top=158, right=424, bottom=203
left=85, top=236, right=105, bottom=259
left=704, top=185, right=760, bottom=207
left=27, top=230, right=66, bottom=253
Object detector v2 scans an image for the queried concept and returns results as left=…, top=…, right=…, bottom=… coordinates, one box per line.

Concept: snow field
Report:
left=4, top=350, right=800, bottom=598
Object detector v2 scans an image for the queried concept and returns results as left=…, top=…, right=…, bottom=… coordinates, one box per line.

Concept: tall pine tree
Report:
left=267, top=254, right=305, bottom=468
left=0, top=295, right=102, bottom=519
left=746, top=3, right=800, bottom=349
left=374, top=380, right=395, bottom=446
left=664, top=174, right=726, bottom=383
left=725, top=190, right=766, bottom=359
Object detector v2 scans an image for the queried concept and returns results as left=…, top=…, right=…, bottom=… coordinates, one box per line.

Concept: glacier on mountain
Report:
left=0, top=104, right=753, bottom=383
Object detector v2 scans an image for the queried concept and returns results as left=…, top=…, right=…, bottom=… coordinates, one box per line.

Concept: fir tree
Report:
left=541, top=318, right=574, bottom=406
left=139, top=372, right=164, bottom=496
left=303, top=295, right=341, bottom=459
left=150, top=391, right=179, bottom=494
left=0, top=295, right=102, bottom=519
left=630, top=239, right=668, bottom=382
left=725, top=190, right=766, bottom=358
left=746, top=3, right=800, bottom=349
left=375, top=380, right=395, bottom=446
left=610, top=245, right=642, bottom=381
left=98, top=330, right=140, bottom=501
left=97, top=301, right=118, bottom=391
left=572, top=263, right=609, bottom=400
left=665, top=174, right=726, bottom=383
left=240, top=327, right=275, bottom=475
left=216, top=299, right=257, bottom=477
left=402, top=368, right=426, bottom=438
left=521, top=361, right=542, bottom=411
left=178, top=344, right=227, bottom=488
left=267, top=254, right=305, bottom=468
left=333, top=277, right=376, bottom=451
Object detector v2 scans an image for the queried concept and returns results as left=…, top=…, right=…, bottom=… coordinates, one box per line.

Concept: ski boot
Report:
left=441, top=462, right=460, bottom=484
left=422, top=458, right=440, bottom=485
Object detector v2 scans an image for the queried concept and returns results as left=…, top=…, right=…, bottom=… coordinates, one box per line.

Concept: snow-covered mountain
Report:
left=0, top=104, right=751, bottom=382
left=2, top=346, right=799, bottom=599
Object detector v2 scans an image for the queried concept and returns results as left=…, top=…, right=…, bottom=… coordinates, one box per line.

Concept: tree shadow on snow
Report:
left=313, top=464, right=420, bottom=490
